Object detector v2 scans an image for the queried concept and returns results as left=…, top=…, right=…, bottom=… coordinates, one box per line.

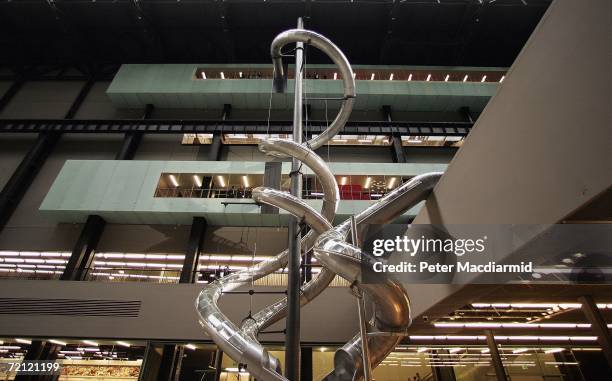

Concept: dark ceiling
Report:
left=0, top=0, right=551, bottom=73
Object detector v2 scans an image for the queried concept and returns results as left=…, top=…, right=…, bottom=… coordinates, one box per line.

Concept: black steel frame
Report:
left=0, top=119, right=472, bottom=136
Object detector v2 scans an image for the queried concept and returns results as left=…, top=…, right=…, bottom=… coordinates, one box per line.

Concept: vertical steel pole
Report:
left=350, top=216, right=372, bottom=381
left=485, top=330, right=508, bottom=381
left=285, top=16, right=304, bottom=381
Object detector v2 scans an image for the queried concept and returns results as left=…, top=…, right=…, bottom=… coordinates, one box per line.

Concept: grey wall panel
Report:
left=314, top=146, right=391, bottom=163
left=403, top=147, right=457, bottom=164
left=0, top=81, right=84, bottom=119
left=96, top=224, right=192, bottom=253
left=0, top=280, right=359, bottom=343
left=222, top=145, right=280, bottom=162
left=150, top=108, right=226, bottom=119
left=74, top=82, right=143, bottom=120
left=0, top=134, right=122, bottom=250
left=133, top=135, right=200, bottom=161
left=0, top=133, right=37, bottom=190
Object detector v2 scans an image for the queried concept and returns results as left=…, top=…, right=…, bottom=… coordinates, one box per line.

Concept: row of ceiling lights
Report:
left=435, top=322, right=612, bottom=329
left=200, top=70, right=505, bottom=83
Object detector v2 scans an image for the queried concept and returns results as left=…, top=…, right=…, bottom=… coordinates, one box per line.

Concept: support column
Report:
left=156, top=345, right=184, bottom=381
left=0, top=78, right=24, bottom=113
left=14, top=340, right=61, bottom=381
left=116, top=104, right=151, bottom=160
left=206, top=104, right=230, bottom=161
left=430, top=349, right=457, bottom=381
left=213, top=349, right=223, bottom=381
left=180, top=217, right=207, bottom=284
left=61, top=215, right=106, bottom=281
left=285, top=17, right=304, bottom=381
left=64, top=79, right=95, bottom=119
left=300, top=347, right=312, bottom=381
left=485, top=330, right=508, bottom=381
left=383, top=105, right=406, bottom=163
left=579, top=295, right=612, bottom=368
left=0, top=131, right=61, bottom=233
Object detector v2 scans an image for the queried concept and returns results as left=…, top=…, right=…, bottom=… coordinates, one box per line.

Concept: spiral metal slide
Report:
left=196, top=28, right=442, bottom=381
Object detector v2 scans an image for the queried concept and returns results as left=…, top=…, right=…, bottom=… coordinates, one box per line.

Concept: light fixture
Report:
left=185, top=344, right=197, bottom=350
left=481, top=348, right=490, bottom=354
left=512, top=348, right=529, bottom=354
left=82, top=340, right=98, bottom=346
left=417, top=347, right=429, bottom=353
left=370, top=73, right=375, bottom=80
left=444, top=74, right=450, bottom=82
left=352, top=72, right=356, bottom=79
left=16, top=339, right=32, bottom=344
left=193, top=175, right=202, bottom=188
left=408, top=73, right=412, bottom=81
left=217, top=176, right=226, bottom=188
left=364, top=177, right=372, bottom=189
left=481, top=75, right=487, bottom=82
left=116, top=341, right=131, bottom=347
left=169, top=174, right=179, bottom=187
left=49, top=340, right=67, bottom=346
left=239, top=72, right=243, bottom=78
left=333, top=72, right=337, bottom=80
left=220, top=71, right=225, bottom=79
left=448, top=347, right=462, bottom=353
left=388, top=177, right=397, bottom=189
left=201, top=71, right=207, bottom=79
left=499, top=75, right=505, bottom=83
left=242, top=176, right=249, bottom=188
left=340, top=177, right=347, bottom=186
left=389, top=73, right=394, bottom=80
left=320, top=347, right=327, bottom=352
left=426, top=74, right=431, bottom=81
left=544, top=348, right=565, bottom=354
left=463, top=74, right=468, bottom=82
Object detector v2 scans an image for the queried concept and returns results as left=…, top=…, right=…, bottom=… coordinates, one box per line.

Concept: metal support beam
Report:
left=213, top=349, right=223, bottom=381
left=116, top=131, right=143, bottom=160
left=579, top=295, right=612, bottom=368
left=61, top=215, right=106, bottom=281
left=115, top=104, right=151, bottom=160
left=300, top=347, right=313, bottom=381
left=221, top=104, right=231, bottom=121
left=0, top=131, right=60, bottom=234
left=15, top=340, right=61, bottom=381
left=485, top=330, right=508, bottom=381
left=65, top=79, right=94, bottom=119
left=384, top=106, right=407, bottom=163
left=208, top=133, right=223, bottom=161
left=0, top=79, right=24, bottom=114
left=157, top=344, right=184, bottom=381
left=0, top=119, right=473, bottom=136
left=180, top=217, right=207, bottom=284
left=460, top=106, right=474, bottom=123
left=285, top=17, right=304, bottom=381
left=351, top=216, right=372, bottom=381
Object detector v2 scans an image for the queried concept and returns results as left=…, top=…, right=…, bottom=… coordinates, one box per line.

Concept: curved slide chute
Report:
left=196, top=27, right=443, bottom=381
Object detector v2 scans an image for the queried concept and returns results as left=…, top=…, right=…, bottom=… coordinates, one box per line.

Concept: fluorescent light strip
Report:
left=389, top=73, right=394, bottom=80
left=426, top=74, right=431, bottom=81
left=434, top=322, right=596, bottom=329
left=463, top=74, right=468, bottom=82
left=333, top=72, right=337, bottom=80
left=169, top=175, right=179, bottom=187
left=370, top=73, right=375, bottom=80
left=193, top=175, right=202, bottom=188
left=242, top=176, right=250, bottom=188
left=408, top=73, right=412, bottom=81
left=444, top=74, right=450, bottom=82
left=364, top=177, right=372, bottom=189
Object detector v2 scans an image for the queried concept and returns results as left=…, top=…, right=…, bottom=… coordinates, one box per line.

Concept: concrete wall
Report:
left=407, top=0, right=612, bottom=319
